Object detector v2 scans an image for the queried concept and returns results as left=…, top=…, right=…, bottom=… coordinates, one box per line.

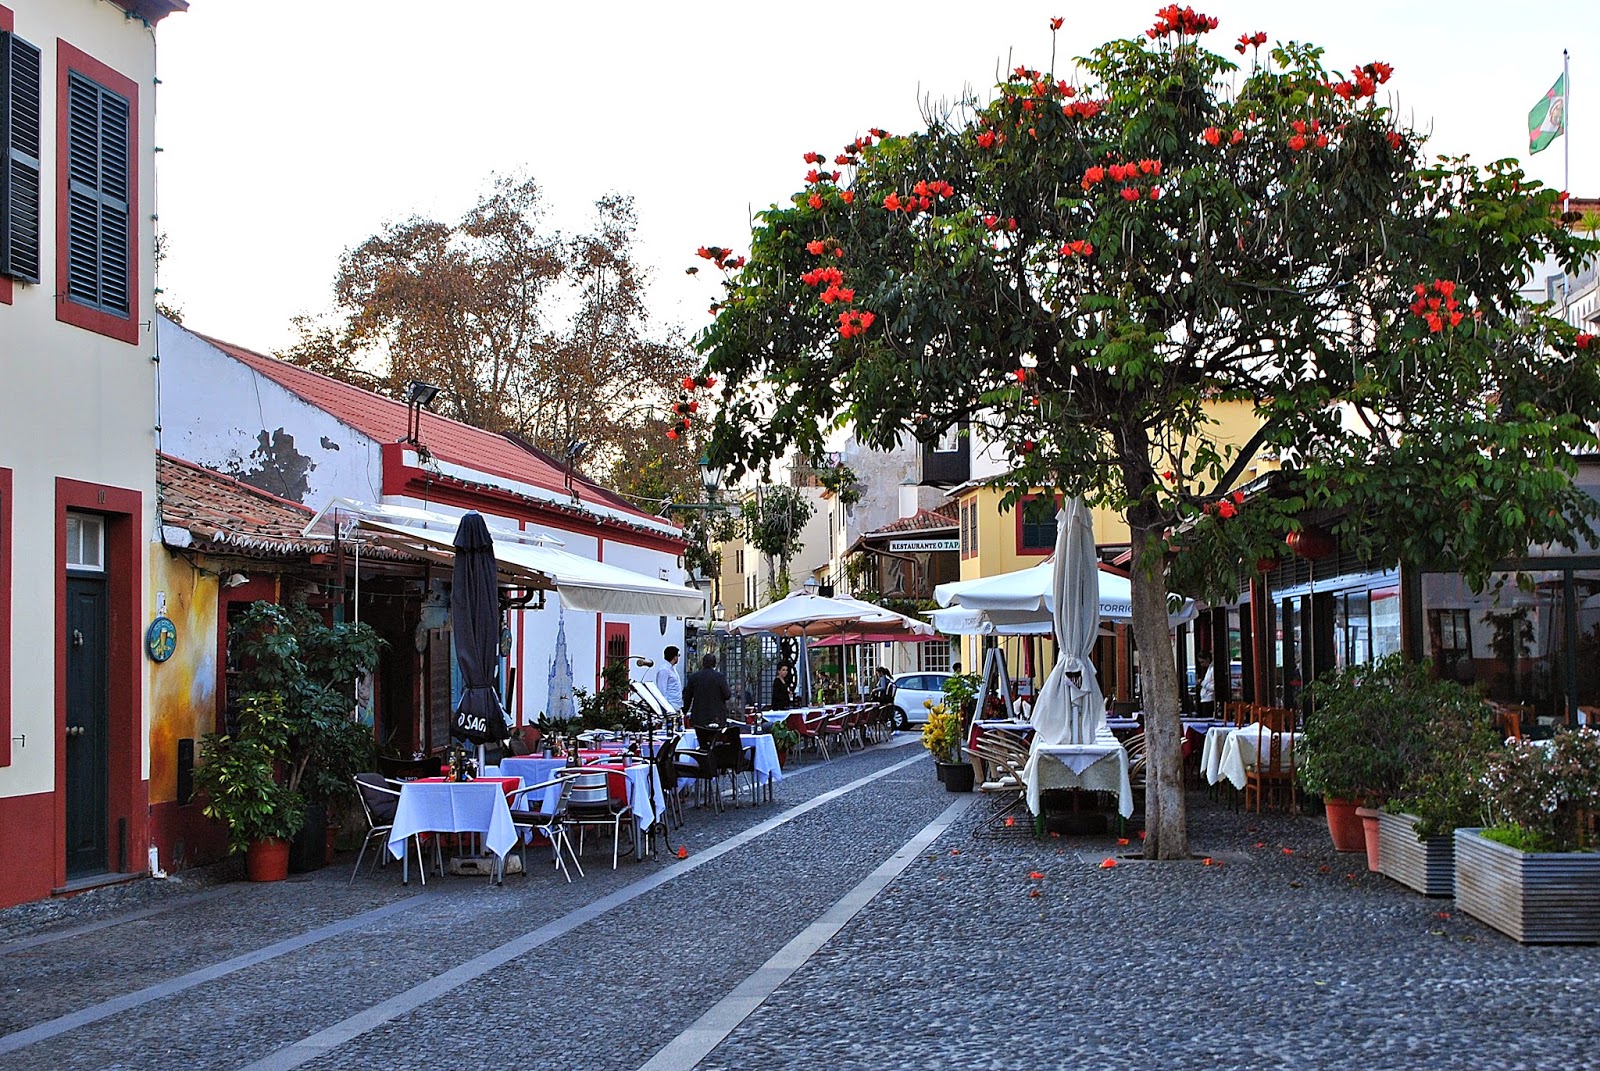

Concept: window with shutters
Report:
left=1, top=27, right=41, bottom=293
left=54, top=41, right=139, bottom=344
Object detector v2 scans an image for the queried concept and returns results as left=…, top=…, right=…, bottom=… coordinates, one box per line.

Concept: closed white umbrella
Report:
left=1030, top=499, right=1107, bottom=746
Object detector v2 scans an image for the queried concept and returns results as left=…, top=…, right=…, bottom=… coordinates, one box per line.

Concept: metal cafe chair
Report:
left=508, top=773, right=583, bottom=882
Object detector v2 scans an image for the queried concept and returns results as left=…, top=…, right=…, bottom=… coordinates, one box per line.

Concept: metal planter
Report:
left=1376, top=811, right=1453, bottom=897
left=1453, top=828, right=1600, bottom=944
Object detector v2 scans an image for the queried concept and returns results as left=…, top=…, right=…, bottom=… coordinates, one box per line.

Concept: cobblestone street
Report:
left=3, top=735, right=1598, bottom=1071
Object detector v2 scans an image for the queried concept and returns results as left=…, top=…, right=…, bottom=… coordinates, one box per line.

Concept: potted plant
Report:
left=922, top=701, right=972, bottom=791
left=193, top=694, right=306, bottom=881
left=228, top=601, right=383, bottom=871
left=1456, top=727, right=1600, bottom=943
left=1376, top=684, right=1500, bottom=896
left=767, top=721, right=800, bottom=766
left=1300, top=656, right=1431, bottom=855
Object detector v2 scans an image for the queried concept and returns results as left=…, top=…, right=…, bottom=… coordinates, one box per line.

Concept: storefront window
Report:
left=1421, top=571, right=1564, bottom=724
left=1371, top=586, right=1401, bottom=659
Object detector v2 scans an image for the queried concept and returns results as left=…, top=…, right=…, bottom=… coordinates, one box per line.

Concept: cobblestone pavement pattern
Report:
left=3, top=734, right=1598, bottom=1071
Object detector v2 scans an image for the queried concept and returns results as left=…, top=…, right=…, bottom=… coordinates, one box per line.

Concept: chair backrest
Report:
left=565, top=769, right=614, bottom=809
left=653, top=734, right=680, bottom=791
left=710, top=725, right=749, bottom=772
left=354, top=772, right=399, bottom=826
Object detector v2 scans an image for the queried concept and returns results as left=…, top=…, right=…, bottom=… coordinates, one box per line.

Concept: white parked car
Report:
left=889, top=672, right=953, bottom=729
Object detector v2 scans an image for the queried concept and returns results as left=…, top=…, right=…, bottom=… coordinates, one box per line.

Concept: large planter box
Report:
left=1453, top=828, right=1600, bottom=944
left=1377, top=811, right=1453, bottom=897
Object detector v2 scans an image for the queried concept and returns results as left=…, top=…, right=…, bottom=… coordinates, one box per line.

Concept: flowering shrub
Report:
left=921, top=702, right=962, bottom=764
left=1479, top=728, right=1600, bottom=852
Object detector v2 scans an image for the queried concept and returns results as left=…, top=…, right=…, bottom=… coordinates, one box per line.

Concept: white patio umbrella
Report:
left=725, top=591, right=932, bottom=701
left=934, top=559, right=1135, bottom=621
left=1030, top=499, right=1107, bottom=746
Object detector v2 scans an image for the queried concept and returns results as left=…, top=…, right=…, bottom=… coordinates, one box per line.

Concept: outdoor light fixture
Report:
left=803, top=576, right=819, bottom=596
left=697, top=456, right=724, bottom=499
left=404, top=380, right=441, bottom=455
left=564, top=441, right=589, bottom=495
left=713, top=601, right=726, bottom=623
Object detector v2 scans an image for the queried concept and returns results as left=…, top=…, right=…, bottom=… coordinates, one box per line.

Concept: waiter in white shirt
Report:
left=653, top=645, right=685, bottom=716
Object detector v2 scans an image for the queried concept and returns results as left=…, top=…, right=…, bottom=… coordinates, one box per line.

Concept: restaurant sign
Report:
left=888, top=538, right=959, bottom=553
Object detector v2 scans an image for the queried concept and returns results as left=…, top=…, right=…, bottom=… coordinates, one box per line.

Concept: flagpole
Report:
left=1564, top=49, right=1571, bottom=220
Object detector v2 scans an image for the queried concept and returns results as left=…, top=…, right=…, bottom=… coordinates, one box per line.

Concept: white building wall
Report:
left=1, top=1, right=160, bottom=799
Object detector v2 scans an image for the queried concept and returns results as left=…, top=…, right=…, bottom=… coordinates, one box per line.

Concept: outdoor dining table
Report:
left=679, top=728, right=784, bottom=801
left=1201, top=723, right=1304, bottom=790
left=387, top=780, right=519, bottom=884
left=1022, top=726, right=1133, bottom=818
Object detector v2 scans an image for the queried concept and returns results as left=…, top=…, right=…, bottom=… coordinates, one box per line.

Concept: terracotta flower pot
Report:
left=1355, top=806, right=1382, bottom=872
left=1324, top=797, right=1366, bottom=852
left=246, top=837, right=291, bottom=881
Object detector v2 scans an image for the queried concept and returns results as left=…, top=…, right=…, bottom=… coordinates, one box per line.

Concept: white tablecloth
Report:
left=513, top=763, right=668, bottom=834
left=1202, top=724, right=1303, bottom=789
left=388, top=781, right=518, bottom=862
left=498, top=756, right=567, bottom=797
left=1022, top=726, right=1133, bottom=818
left=679, top=730, right=785, bottom=785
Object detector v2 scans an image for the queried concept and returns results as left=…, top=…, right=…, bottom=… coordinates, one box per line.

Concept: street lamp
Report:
left=698, top=456, right=724, bottom=500
left=803, top=576, right=819, bottom=597
left=713, top=601, right=725, bottom=624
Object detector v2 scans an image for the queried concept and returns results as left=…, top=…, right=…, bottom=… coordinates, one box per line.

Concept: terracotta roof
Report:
left=157, top=453, right=411, bottom=560
left=862, top=503, right=959, bottom=539
left=193, top=332, right=672, bottom=532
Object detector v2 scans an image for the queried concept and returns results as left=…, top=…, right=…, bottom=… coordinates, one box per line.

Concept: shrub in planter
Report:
left=193, top=694, right=306, bottom=860
left=1455, top=728, right=1600, bottom=943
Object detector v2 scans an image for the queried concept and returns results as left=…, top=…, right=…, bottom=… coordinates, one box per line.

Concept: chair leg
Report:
left=349, top=832, right=372, bottom=886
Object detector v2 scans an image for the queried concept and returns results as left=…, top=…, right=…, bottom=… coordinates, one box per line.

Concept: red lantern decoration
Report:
left=1255, top=556, right=1278, bottom=574
left=1285, top=526, right=1336, bottom=560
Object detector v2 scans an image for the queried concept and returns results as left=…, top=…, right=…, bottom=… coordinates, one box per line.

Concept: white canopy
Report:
left=303, top=499, right=707, bottom=619
left=934, top=561, right=1134, bottom=621
left=927, top=606, right=1052, bottom=636
left=724, top=591, right=934, bottom=638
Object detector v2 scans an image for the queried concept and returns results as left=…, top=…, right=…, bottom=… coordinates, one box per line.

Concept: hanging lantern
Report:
left=1255, top=556, right=1278, bottom=574
left=1285, top=526, right=1336, bottom=560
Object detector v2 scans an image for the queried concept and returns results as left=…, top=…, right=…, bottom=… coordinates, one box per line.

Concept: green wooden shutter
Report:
left=65, top=70, right=130, bottom=315
left=0, top=31, right=42, bottom=284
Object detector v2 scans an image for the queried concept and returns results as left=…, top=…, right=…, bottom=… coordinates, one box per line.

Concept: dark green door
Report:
left=65, top=575, right=109, bottom=877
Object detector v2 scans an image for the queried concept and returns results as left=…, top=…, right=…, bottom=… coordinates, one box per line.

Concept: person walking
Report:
left=684, top=653, right=733, bottom=731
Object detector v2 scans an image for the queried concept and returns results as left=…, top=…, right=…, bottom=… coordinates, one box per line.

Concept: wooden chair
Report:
left=1493, top=702, right=1526, bottom=742
left=1243, top=708, right=1298, bottom=813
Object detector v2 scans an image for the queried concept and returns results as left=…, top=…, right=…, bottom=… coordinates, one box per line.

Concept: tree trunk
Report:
left=1128, top=524, right=1188, bottom=860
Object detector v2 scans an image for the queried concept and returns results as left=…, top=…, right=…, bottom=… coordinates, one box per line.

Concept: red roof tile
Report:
left=862, top=503, right=959, bottom=539
left=157, top=453, right=415, bottom=559
left=193, top=333, right=666, bottom=529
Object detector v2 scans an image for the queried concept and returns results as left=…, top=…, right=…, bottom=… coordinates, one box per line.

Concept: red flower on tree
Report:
left=808, top=194, right=824, bottom=210
left=838, top=309, right=877, bottom=339
left=1049, top=16, right=1063, bottom=29
left=1120, top=186, right=1142, bottom=201
left=1203, top=126, right=1221, bottom=146
left=806, top=240, right=826, bottom=256
left=1576, top=333, right=1596, bottom=351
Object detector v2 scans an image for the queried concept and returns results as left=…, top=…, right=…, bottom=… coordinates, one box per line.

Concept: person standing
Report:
left=1197, top=654, right=1216, bottom=718
left=684, top=653, right=732, bottom=731
left=770, top=663, right=794, bottom=710
left=653, top=645, right=684, bottom=716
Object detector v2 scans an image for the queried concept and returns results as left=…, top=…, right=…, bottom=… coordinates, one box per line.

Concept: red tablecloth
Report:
left=417, top=776, right=522, bottom=800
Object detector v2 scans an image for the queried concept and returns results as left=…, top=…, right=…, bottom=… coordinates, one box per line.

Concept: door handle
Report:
left=72, top=629, right=84, bottom=647
left=66, top=726, right=85, bottom=737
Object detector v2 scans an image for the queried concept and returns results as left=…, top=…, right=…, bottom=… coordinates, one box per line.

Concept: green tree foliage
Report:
left=695, top=10, right=1600, bottom=857
left=740, top=485, right=816, bottom=597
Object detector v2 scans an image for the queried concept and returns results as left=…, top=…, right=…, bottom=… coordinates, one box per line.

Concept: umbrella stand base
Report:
left=447, top=854, right=519, bottom=877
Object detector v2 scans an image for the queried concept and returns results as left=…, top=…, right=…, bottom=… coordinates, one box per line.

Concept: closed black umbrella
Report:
left=451, top=513, right=508, bottom=748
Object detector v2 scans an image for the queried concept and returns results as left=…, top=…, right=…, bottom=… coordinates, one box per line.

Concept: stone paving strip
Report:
left=0, top=739, right=940, bottom=1071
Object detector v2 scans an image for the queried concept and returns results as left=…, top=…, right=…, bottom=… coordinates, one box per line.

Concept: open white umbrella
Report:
left=1030, top=499, right=1107, bottom=746
left=726, top=591, right=932, bottom=701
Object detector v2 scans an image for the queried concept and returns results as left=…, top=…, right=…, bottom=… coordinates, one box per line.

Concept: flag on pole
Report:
left=1528, top=73, right=1566, bottom=154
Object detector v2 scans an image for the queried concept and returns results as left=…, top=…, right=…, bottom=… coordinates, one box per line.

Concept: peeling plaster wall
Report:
left=157, top=318, right=382, bottom=508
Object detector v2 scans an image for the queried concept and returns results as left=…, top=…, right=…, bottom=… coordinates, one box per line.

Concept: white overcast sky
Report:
left=153, top=1, right=1597, bottom=354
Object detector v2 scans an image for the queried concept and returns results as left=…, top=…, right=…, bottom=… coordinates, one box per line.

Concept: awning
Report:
left=304, top=499, right=706, bottom=619
left=810, top=631, right=945, bottom=646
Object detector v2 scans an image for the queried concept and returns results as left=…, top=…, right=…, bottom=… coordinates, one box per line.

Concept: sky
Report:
left=152, top=1, right=1598, bottom=356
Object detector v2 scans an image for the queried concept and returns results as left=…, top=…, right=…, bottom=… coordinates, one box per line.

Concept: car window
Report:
left=909, top=675, right=930, bottom=691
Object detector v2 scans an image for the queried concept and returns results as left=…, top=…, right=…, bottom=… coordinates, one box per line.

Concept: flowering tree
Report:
left=694, top=9, right=1600, bottom=858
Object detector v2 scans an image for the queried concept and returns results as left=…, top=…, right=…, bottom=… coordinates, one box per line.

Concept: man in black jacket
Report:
left=684, top=653, right=732, bottom=731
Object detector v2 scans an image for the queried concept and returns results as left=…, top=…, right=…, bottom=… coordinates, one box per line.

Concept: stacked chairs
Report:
left=969, top=731, right=1031, bottom=836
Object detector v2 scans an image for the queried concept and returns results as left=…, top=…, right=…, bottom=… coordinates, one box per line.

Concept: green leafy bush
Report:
left=193, top=694, right=306, bottom=854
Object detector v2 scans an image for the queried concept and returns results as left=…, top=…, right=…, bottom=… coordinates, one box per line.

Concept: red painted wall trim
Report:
left=212, top=575, right=276, bottom=734
left=55, top=478, right=144, bottom=885
left=0, top=3, right=13, bottom=307
left=0, top=466, right=11, bottom=766
left=54, top=39, right=140, bottom=345
left=0, top=790, right=54, bottom=907
left=380, top=443, right=687, bottom=555
left=1013, top=493, right=1062, bottom=557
